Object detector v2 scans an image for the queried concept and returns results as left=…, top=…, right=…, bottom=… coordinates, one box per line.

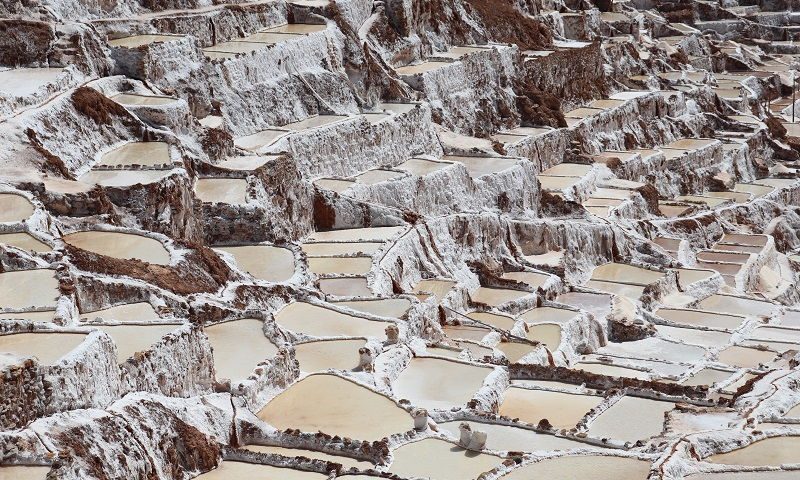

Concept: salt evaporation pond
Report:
left=527, top=323, right=561, bottom=350
left=575, top=362, right=651, bottom=380
left=0, top=232, right=51, bottom=252
left=333, top=298, right=411, bottom=318
left=520, top=306, right=578, bottom=324
left=257, top=374, right=412, bottom=440
left=499, top=387, right=602, bottom=428
left=690, top=473, right=800, bottom=479
left=79, top=170, right=172, bottom=187
left=215, top=245, right=295, bottom=282
left=63, top=231, right=170, bottom=265
left=244, top=445, right=373, bottom=469
left=97, top=324, right=178, bottom=362
left=318, top=277, right=373, bottom=297
left=468, top=311, right=516, bottom=330
left=110, top=93, right=175, bottom=106
left=706, top=436, right=800, bottom=466
left=439, top=420, right=591, bottom=452
left=195, top=461, right=326, bottom=479
left=275, top=302, right=391, bottom=337
left=99, top=142, right=170, bottom=167
left=588, top=396, right=674, bottom=442
left=717, top=346, right=776, bottom=368
left=501, top=455, right=652, bottom=479
left=81, top=302, right=160, bottom=323
left=293, top=339, right=365, bottom=372
left=0, top=194, right=34, bottom=222
left=204, top=319, right=278, bottom=382
left=388, top=439, right=502, bottom=480
left=655, top=308, right=745, bottom=329
left=307, top=256, right=372, bottom=275
left=0, top=332, right=86, bottom=365
left=307, top=226, right=405, bottom=242
left=393, top=357, right=492, bottom=409
left=0, top=67, right=63, bottom=96
left=0, top=465, right=51, bottom=480
left=194, top=178, right=248, bottom=205
left=301, top=242, right=382, bottom=256
left=470, top=286, right=529, bottom=306
left=0, top=269, right=59, bottom=309
left=412, top=278, right=456, bottom=301
left=497, top=341, right=538, bottom=362
left=683, top=368, right=734, bottom=387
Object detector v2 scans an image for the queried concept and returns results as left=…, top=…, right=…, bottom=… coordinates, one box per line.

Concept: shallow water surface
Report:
left=389, top=439, right=501, bottom=480
left=258, top=374, right=412, bottom=440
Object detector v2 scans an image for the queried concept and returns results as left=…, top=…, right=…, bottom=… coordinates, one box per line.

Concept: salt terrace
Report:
left=6, top=0, right=800, bottom=478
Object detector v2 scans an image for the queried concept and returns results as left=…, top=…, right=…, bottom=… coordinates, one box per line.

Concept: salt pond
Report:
left=258, top=374, right=412, bottom=440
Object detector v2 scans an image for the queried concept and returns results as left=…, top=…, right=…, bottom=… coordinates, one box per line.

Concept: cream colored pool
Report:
left=389, top=439, right=501, bottom=480
left=0, top=332, right=86, bottom=365
left=81, top=302, right=160, bottom=323
left=0, top=466, right=51, bottom=480
left=0, top=194, right=34, bottom=222
left=655, top=308, right=744, bottom=330
left=396, top=61, right=452, bottom=75
left=194, top=461, right=326, bottom=479
left=598, top=337, right=706, bottom=364
left=0, top=269, right=59, bottom=309
left=467, top=312, right=516, bottom=330
left=683, top=368, right=733, bottom=387
left=354, top=169, right=405, bottom=185
left=717, top=346, right=776, bottom=368
left=108, top=34, right=183, bottom=48
left=97, top=324, right=178, bottom=362
left=275, top=302, right=391, bottom=337
left=499, top=388, right=601, bottom=428
left=318, top=277, right=372, bottom=297
left=527, top=323, right=561, bottom=350
left=470, top=287, right=528, bottom=306
left=99, top=142, right=170, bottom=167
left=393, top=357, right=492, bottom=409
left=502, top=271, right=550, bottom=288
left=0, top=232, right=51, bottom=252
left=195, top=178, right=248, bottom=205
left=307, top=226, right=405, bottom=242
left=697, top=294, right=775, bottom=317
left=215, top=245, right=295, bottom=282
left=258, top=374, right=412, bottom=440
left=706, top=436, right=800, bottom=466
left=443, top=155, right=519, bottom=178
left=204, top=319, right=278, bottom=382
left=412, top=279, right=456, bottom=301
left=589, top=396, right=673, bottom=442
left=520, top=307, right=578, bottom=324
left=63, top=231, right=170, bottom=265
left=591, top=263, right=665, bottom=285
left=439, top=420, right=590, bottom=452
left=574, top=362, right=650, bottom=380
left=0, top=67, right=64, bottom=97
left=234, top=129, right=287, bottom=151
left=301, top=242, right=382, bottom=256
left=293, top=339, right=365, bottom=372
left=307, top=256, right=372, bottom=275
left=110, top=93, right=176, bottom=106
left=396, top=158, right=451, bottom=175
left=333, top=298, right=411, bottom=318
left=79, top=170, right=173, bottom=187
left=501, top=455, right=652, bottom=479
left=244, top=445, right=373, bottom=470
left=497, top=342, right=537, bottom=363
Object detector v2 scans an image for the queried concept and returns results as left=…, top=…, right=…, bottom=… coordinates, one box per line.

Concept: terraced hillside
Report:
left=3, top=0, right=800, bottom=478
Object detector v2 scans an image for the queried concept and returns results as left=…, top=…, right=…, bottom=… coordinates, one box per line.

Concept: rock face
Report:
left=4, top=0, right=800, bottom=478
